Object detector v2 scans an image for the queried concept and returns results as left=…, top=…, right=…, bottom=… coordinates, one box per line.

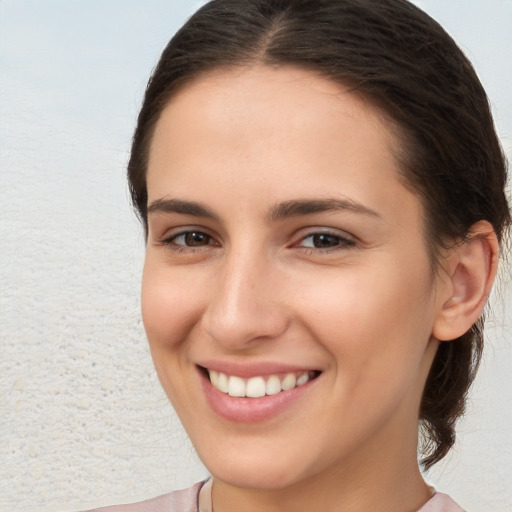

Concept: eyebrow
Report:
left=147, top=197, right=381, bottom=222
left=147, top=198, right=219, bottom=220
left=268, top=198, right=381, bottom=221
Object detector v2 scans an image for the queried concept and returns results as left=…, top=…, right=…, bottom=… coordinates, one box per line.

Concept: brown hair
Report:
left=128, top=0, right=511, bottom=468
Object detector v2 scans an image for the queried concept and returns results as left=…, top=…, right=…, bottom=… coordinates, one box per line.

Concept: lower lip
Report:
left=199, top=369, right=318, bottom=423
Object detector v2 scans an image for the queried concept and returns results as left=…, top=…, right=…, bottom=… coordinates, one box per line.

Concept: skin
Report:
left=141, top=66, right=488, bottom=512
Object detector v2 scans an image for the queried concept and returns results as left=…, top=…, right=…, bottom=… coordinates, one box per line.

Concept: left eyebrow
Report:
left=147, top=198, right=219, bottom=220
left=268, top=198, right=381, bottom=221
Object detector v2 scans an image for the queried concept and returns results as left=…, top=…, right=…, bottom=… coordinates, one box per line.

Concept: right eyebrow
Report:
left=147, top=198, right=219, bottom=220
left=268, top=197, right=381, bottom=221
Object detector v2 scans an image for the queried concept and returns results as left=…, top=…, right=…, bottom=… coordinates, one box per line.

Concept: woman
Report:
left=89, top=0, right=510, bottom=510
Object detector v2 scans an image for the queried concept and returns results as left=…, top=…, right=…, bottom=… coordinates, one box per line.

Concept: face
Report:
left=142, top=66, right=446, bottom=490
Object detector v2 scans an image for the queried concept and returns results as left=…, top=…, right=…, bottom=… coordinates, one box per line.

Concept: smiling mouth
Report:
left=205, top=368, right=320, bottom=398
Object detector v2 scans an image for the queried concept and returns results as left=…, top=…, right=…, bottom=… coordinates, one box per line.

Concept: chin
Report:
left=194, top=437, right=322, bottom=491
left=209, top=461, right=301, bottom=490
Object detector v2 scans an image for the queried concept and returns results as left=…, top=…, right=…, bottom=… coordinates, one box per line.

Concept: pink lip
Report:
left=197, top=366, right=320, bottom=423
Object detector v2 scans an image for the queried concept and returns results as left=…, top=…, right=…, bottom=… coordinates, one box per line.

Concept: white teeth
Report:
left=209, top=370, right=219, bottom=388
left=228, top=376, right=246, bottom=397
left=217, top=372, right=229, bottom=393
left=208, top=369, right=315, bottom=397
left=246, top=376, right=266, bottom=398
left=281, top=373, right=296, bottom=390
left=265, top=375, right=281, bottom=395
left=296, top=372, right=309, bottom=386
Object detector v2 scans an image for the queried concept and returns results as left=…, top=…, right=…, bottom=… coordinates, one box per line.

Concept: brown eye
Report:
left=311, top=234, right=342, bottom=248
left=180, top=231, right=211, bottom=246
left=298, top=232, right=356, bottom=251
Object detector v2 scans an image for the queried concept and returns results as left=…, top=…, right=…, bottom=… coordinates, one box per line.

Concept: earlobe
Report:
left=432, top=220, right=499, bottom=342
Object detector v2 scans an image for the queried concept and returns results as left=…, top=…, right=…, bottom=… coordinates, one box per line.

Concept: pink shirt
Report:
left=85, top=479, right=466, bottom=512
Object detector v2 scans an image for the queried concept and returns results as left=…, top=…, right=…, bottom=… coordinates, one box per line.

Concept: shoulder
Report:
left=83, top=480, right=206, bottom=512
left=418, top=492, right=467, bottom=512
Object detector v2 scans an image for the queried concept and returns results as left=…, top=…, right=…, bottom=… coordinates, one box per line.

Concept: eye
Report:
left=298, top=232, right=355, bottom=250
left=172, top=231, right=212, bottom=247
left=159, top=229, right=219, bottom=251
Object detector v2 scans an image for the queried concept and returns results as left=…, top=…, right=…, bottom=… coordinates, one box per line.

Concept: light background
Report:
left=0, top=1, right=510, bottom=511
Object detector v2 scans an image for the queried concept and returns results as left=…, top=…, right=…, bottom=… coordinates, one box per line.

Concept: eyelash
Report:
left=159, top=230, right=218, bottom=253
left=158, top=229, right=356, bottom=254
left=296, top=232, right=356, bottom=253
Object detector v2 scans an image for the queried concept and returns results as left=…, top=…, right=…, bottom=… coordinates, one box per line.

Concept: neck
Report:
left=212, top=466, right=430, bottom=512
left=211, top=418, right=431, bottom=512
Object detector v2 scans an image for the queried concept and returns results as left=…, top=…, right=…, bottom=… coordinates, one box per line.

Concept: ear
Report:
left=432, top=220, right=499, bottom=341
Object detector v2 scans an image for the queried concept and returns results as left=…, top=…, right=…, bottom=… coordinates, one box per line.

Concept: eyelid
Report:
left=291, top=227, right=358, bottom=250
left=157, top=226, right=221, bottom=247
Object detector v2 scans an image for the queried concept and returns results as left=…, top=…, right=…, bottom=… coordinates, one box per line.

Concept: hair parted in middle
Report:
left=128, top=0, right=511, bottom=469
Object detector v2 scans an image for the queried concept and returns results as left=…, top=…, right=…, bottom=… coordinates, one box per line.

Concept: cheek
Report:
left=141, top=262, right=205, bottom=350
left=296, top=262, right=435, bottom=377
left=140, top=262, right=208, bottom=412
left=296, top=267, right=436, bottom=440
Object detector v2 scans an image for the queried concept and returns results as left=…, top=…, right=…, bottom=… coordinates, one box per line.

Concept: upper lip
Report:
left=197, top=359, right=321, bottom=379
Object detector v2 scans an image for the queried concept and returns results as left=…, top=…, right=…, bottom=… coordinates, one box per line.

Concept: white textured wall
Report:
left=1, top=1, right=510, bottom=511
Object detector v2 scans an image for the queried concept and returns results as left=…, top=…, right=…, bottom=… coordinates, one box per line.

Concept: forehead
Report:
left=146, top=65, right=416, bottom=221
left=155, top=65, right=394, bottom=135
left=149, top=66, right=397, bottom=169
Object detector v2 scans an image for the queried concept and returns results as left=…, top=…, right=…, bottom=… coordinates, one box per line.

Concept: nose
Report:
left=201, top=249, right=290, bottom=351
